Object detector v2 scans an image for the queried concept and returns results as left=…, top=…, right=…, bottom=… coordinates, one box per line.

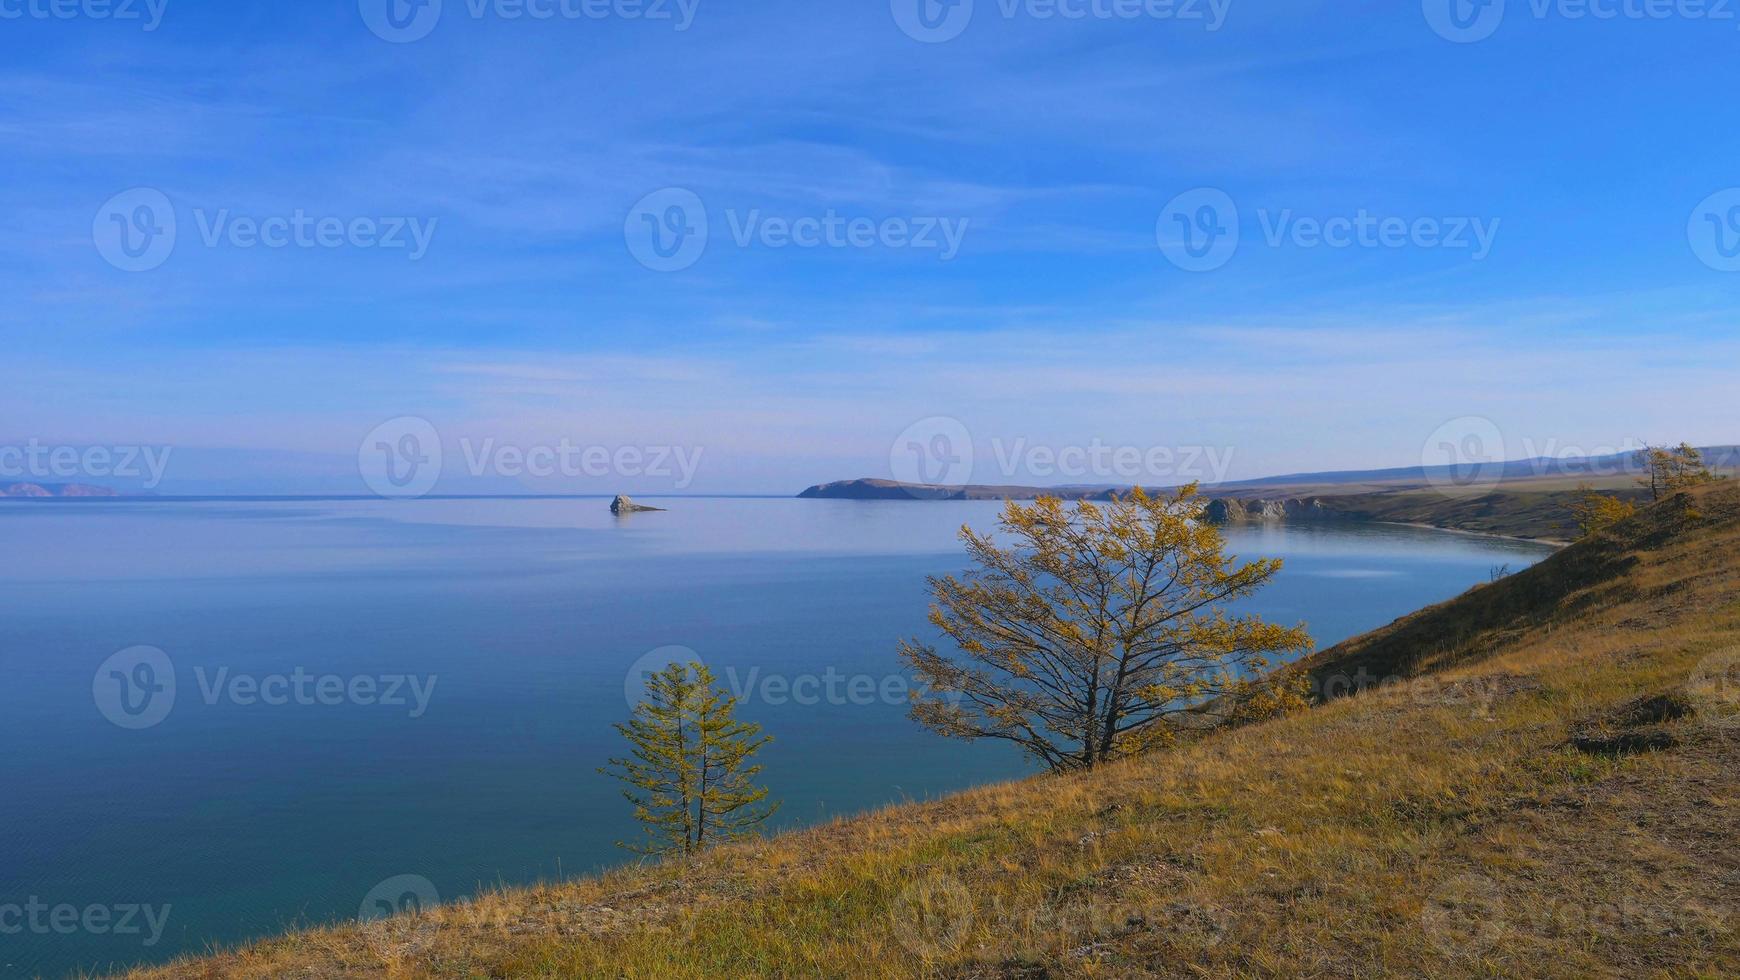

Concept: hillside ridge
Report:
left=133, top=485, right=1740, bottom=978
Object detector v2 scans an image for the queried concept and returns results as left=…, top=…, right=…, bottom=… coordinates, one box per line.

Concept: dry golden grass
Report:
left=128, top=485, right=1740, bottom=979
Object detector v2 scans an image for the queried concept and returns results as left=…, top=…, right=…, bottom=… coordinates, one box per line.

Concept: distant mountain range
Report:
left=0, top=482, right=122, bottom=498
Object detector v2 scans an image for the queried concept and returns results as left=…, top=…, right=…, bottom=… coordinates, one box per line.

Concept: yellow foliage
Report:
left=899, top=484, right=1312, bottom=772
left=1567, top=483, right=1639, bottom=538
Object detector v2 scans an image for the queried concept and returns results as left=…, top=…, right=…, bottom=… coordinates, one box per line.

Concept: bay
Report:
left=0, top=497, right=1553, bottom=977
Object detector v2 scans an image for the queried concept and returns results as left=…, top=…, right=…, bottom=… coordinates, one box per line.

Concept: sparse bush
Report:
left=1568, top=483, right=1639, bottom=538
left=1637, top=443, right=1718, bottom=502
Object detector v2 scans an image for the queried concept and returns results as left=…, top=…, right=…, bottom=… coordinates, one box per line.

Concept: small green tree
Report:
left=602, top=661, right=778, bottom=858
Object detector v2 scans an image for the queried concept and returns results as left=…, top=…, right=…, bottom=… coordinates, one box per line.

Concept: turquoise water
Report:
left=0, top=497, right=1554, bottom=977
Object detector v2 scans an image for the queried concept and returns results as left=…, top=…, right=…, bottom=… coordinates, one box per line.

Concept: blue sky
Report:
left=2, top=0, right=1738, bottom=493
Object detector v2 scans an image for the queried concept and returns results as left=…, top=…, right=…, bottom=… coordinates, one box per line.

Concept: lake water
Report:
left=0, top=497, right=1554, bottom=977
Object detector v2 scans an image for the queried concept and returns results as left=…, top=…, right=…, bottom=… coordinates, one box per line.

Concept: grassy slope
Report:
left=136, top=487, right=1740, bottom=979
left=1309, top=486, right=1616, bottom=541
left=1227, top=477, right=1662, bottom=543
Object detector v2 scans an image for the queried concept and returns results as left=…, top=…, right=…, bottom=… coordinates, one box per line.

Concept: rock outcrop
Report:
left=1200, top=497, right=1337, bottom=523
left=610, top=495, right=665, bottom=514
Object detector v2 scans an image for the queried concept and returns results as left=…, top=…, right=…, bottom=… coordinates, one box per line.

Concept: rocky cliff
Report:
left=1199, top=496, right=1339, bottom=522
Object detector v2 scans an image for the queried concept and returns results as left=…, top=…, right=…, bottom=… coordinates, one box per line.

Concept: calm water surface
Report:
left=0, top=497, right=1554, bottom=976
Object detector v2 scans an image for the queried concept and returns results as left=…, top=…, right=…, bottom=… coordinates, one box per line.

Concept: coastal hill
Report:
left=800, top=477, right=1586, bottom=541
left=133, top=483, right=1740, bottom=977
left=799, top=446, right=1740, bottom=502
left=798, top=446, right=1740, bottom=542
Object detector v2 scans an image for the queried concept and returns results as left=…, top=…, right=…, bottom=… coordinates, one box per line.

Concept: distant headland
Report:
left=795, top=446, right=1740, bottom=543
left=0, top=482, right=121, bottom=498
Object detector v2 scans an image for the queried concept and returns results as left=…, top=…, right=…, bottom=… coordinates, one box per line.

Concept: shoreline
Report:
left=1375, top=519, right=1571, bottom=549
